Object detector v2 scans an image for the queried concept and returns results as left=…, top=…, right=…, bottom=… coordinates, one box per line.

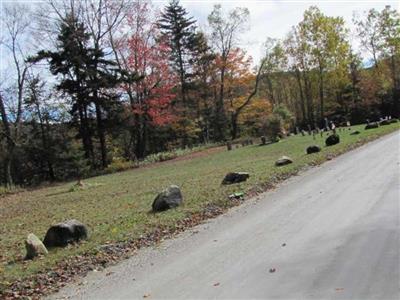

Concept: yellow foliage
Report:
left=238, top=97, right=272, bottom=126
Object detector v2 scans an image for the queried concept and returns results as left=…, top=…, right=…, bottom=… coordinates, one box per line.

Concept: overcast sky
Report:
left=155, top=0, right=399, bottom=64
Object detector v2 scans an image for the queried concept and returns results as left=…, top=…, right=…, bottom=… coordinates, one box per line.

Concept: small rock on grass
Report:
left=43, top=219, right=88, bottom=248
left=306, top=145, right=321, bottom=154
left=222, top=172, right=249, bottom=185
left=152, top=185, right=183, bottom=212
left=25, top=233, right=48, bottom=259
left=325, top=134, right=340, bottom=146
left=275, top=156, right=293, bottom=166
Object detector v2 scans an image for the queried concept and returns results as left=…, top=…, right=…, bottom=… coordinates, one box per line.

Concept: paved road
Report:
left=53, top=132, right=400, bottom=300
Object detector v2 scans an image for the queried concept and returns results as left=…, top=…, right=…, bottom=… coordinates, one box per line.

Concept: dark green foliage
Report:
left=325, top=134, right=340, bottom=146
left=263, top=114, right=282, bottom=140
left=159, top=0, right=197, bottom=104
left=30, top=14, right=129, bottom=170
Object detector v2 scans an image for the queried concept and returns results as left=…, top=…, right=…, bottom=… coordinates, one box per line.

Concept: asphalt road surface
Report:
left=52, top=131, right=400, bottom=300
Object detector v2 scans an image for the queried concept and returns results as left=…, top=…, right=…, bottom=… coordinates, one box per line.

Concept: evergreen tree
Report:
left=158, top=0, right=197, bottom=106
left=31, top=14, right=124, bottom=169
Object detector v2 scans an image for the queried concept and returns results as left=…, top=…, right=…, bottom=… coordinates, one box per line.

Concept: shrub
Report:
left=262, top=114, right=283, bottom=140
left=106, top=158, right=137, bottom=173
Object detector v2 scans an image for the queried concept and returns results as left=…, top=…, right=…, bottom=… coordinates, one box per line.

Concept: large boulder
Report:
left=365, top=122, right=379, bottom=130
left=306, top=145, right=321, bottom=154
left=325, top=134, right=340, bottom=146
left=222, top=172, right=250, bottom=185
left=152, top=185, right=183, bottom=212
left=25, top=233, right=48, bottom=259
left=275, top=156, right=293, bottom=166
left=43, top=219, right=88, bottom=248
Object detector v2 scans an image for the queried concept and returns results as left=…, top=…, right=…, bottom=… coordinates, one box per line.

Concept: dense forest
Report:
left=0, top=0, right=399, bottom=187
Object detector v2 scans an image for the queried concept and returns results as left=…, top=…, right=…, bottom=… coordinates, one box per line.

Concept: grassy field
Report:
left=0, top=123, right=399, bottom=293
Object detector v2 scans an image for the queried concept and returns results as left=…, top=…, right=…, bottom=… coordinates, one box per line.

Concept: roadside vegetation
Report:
left=0, top=122, right=398, bottom=296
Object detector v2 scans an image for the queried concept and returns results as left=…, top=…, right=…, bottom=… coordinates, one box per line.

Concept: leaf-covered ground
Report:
left=0, top=123, right=399, bottom=298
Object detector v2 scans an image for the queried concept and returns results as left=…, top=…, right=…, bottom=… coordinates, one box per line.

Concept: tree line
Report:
left=0, top=0, right=399, bottom=187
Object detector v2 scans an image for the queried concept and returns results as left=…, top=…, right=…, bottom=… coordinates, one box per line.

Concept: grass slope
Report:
left=0, top=123, right=399, bottom=291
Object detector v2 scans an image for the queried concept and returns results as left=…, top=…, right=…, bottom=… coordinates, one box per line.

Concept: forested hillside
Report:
left=0, top=0, right=399, bottom=186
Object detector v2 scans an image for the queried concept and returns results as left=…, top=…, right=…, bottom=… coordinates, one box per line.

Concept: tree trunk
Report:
left=134, top=114, right=147, bottom=159
left=303, top=73, right=314, bottom=124
left=215, top=66, right=227, bottom=140
left=295, top=69, right=307, bottom=124
left=265, top=74, right=275, bottom=105
left=77, top=102, right=94, bottom=166
left=0, top=93, right=15, bottom=187
left=231, top=112, right=239, bottom=140
left=390, top=53, right=399, bottom=117
left=35, top=102, right=55, bottom=180
left=318, top=66, right=324, bottom=122
left=95, top=100, right=108, bottom=169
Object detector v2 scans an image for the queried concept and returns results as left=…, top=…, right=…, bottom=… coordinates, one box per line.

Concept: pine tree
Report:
left=158, top=0, right=197, bottom=106
left=31, top=14, right=125, bottom=169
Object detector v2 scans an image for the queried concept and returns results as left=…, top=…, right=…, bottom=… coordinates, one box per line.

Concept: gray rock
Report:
left=306, top=145, right=321, bottom=154
left=222, top=172, right=250, bottom=185
left=275, top=156, right=293, bottom=166
left=25, top=233, right=48, bottom=259
left=152, top=185, right=183, bottom=212
left=43, top=219, right=88, bottom=248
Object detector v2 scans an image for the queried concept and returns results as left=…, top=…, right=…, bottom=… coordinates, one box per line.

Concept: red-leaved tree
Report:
left=122, top=0, right=177, bottom=158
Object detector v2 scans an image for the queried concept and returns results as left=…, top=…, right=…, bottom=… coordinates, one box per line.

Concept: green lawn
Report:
left=0, top=123, right=399, bottom=292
